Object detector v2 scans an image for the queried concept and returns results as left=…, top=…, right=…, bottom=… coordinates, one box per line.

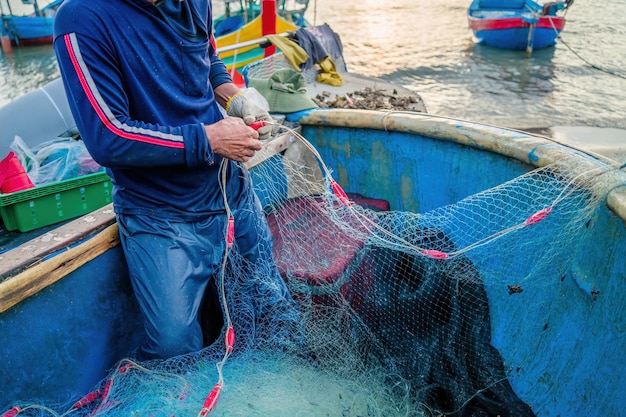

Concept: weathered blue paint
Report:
left=301, top=125, right=530, bottom=212
left=284, top=108, right=317, bottom=122
left=0, top=247, right=144, bottom=410
left=298, top=119, right=626, bottom=417
left=528, top=147, right=540, bottom=162
left=483, top=200, right=626, bottom=416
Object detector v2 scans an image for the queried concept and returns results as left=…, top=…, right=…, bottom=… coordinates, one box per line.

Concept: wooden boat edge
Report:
left=0, top=204, right=117, bottom=312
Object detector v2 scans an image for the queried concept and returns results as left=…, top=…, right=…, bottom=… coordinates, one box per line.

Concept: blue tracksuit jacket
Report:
left=53, top=0, right=248, bottom=219
left=52, top=0, right=300, bottom=360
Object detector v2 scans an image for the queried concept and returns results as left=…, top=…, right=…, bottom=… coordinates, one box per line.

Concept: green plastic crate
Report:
left=0, top=171, right=112, bottom=232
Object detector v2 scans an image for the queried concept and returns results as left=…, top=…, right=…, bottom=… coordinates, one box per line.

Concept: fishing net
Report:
left=4, top=120, right=617, bottom=417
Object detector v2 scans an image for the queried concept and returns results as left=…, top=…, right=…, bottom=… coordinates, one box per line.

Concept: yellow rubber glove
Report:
left=316, top=57, right=343, bottom=86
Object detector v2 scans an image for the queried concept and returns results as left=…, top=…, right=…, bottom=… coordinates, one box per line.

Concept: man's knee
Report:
left=142, top=322, right=203, bottom=359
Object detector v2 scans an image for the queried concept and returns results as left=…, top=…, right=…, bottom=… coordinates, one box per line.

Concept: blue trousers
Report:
left=117, top=191, right=295, bottom=359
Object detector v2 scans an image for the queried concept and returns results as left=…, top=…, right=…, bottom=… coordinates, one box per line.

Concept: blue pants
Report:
left=117, top=192, right=296, bottom=359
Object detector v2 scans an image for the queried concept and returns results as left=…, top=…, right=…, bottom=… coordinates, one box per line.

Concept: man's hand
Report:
left=205, top=117, right=263, bottom=163
left=226, top=92, right=273, bottom=140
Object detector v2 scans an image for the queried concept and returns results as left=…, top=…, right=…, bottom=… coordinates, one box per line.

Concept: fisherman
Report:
left=53, top=0, right=300, bottom=360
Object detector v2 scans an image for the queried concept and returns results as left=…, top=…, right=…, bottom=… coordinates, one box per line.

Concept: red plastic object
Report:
left=1, top=406, right=22, bottom=417
left=0, top=152, right=34, bottom=194
left=524, top=207, right=552, bottom=226
left=227, top=216, right=235, bottom=248
left=73, top=390, right=101, bottom=409
left=420, top=249, right=450, bottom=259
left=225, top=325, right=235, bottom=353
left=199, top=383, right=223, bottom=416
left=330, top=179, right=352, bottom=206
left=249, top=120, right=267, bottom=131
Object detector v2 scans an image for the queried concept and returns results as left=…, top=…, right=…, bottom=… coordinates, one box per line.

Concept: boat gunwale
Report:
left=0, top=203, right=118, bottom=312
left=296, top=108, right=626, bottom=222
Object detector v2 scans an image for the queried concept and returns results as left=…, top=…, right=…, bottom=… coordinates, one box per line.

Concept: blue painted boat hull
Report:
left=293, top=110, right=626, bottom=417
left=472, top=26, right=561, bottom=50
left=7, top=16, right=53, bottom=39
left=1, top=15, right=54, bottom=45
left=1, top=105, right=625, bottom=415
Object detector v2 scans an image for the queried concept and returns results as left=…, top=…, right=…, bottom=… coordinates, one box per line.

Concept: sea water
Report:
left=311, top=0, right=626, bottom=132
left=1, top=0, right=625, bottom=134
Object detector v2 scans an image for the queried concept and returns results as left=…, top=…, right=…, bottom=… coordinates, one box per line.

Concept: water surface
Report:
left=311, top=0, right=626, bottom=131
left=1, top=0, right=625, bottom=134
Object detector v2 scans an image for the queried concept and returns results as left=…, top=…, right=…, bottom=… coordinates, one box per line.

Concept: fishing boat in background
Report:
left=0, top=0, right=308, bottom=56
left=0, top=0, right=62, bottom=47
left=215, top=0, right=311, bottom=74
left=2, top=30, right=626, bottom=417
left=467, top=0, right=573, bottom=54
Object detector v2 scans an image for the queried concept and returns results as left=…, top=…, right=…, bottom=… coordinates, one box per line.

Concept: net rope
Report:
left=3, top=123, right=618, bottom=417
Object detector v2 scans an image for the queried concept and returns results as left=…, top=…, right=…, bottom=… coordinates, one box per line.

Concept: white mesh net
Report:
left=5, top=125, right=617, bottom=417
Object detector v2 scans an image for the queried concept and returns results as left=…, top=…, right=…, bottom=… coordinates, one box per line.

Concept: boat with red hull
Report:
left=467, top=0, right=573, bottom=52
left=0, top=0, right=62, bottom=46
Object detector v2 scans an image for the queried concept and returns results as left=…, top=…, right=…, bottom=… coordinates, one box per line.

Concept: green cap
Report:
left=248, top=69, right=318, bottom=113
